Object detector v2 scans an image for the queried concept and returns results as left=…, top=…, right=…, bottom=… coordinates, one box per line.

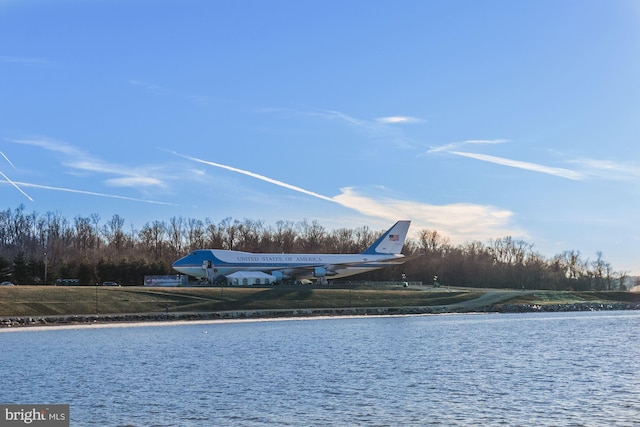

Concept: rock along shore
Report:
left=2, top=301, right=640, bottom=328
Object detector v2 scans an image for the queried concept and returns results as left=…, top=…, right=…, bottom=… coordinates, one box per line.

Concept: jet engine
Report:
left=314, top=267, right=327, bottom=277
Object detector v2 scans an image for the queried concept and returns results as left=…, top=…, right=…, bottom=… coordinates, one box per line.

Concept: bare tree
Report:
left=219, top=217, right=240, bottom=250
left=328, top=228, right=355, bottom=253
left=74, top=216, right=94, bottom=256
left=45, top=211, right=73, bottom=265
left=559, top=250, right=587, bottom=280
left=103, top=214, right=126, bottom=258
left=237, top=218, right=264, bottom=251
left=273, top=220, right=296, bottom=253
left=297, top=219, right=326, bottom=252
left=418, top=229, right=450, bottom=255
left=0, top=203, right=628, bottom=289
left=186, top=218, right=205, bottom=251
left=139, top=220, right=166, bottom=261
left=90, top=213, right=102, bottom=249
left=204, top=218, right=225, bottom=248
left=353, top=225, right=375, bottom=252
left=166, top=216, right=186, bottom=256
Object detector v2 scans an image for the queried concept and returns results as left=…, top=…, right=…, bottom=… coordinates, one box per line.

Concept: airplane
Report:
left=172, top=220, right=411, bottom=284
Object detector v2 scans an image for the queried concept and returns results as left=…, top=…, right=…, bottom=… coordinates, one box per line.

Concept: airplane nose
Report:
left=172, top=254, right=192, bottom=271
left=172, top=261, right=191, bottom=277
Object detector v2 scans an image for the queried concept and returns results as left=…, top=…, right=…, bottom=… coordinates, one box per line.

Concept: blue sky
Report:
left=1, top=0, right=639, bottom=273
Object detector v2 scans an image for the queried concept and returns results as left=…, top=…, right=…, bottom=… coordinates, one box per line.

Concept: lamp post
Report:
left=44, top=252, right=48, bottom=285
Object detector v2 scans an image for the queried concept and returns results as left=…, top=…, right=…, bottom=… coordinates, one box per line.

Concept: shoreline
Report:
left=3, top=301, right=640, bottom=329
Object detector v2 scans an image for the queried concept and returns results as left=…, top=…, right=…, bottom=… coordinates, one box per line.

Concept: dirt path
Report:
left=446, top=290, right=535, bottom=310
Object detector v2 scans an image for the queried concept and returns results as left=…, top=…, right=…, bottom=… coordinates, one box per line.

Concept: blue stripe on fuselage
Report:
left=173, top=250, right=328, bottom=270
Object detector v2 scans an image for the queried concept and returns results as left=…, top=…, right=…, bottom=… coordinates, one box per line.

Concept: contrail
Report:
left=450, top=151, right=584, bottom=180
left=0, top=180, right=177, bottom=205
left=0, top=170, right=34, bottom=201
left=0, top=150, right=17, bottom=169
left=0, top=150, right=32, bottom=200
left=167, top=149, right=337, bottom=203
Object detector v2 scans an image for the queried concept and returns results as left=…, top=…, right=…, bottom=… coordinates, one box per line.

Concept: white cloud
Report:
left=11, top=137, right=85, bottom=157
left=333, top=187, right=521, bottom=242
left=376, top=116, right=423, bottom=124
left=10, top=137, right=167, bottom=188
left=0, top=180, right=176, bottom=205
left=309, top=108, right=365, bottom=126
left=105, top=177, right=164, bottom=187
left=263, top=106, right=422, bottom=149
left=171, top=150, right=522, bottom=242
left=428, top=139, right=509, bottom=153
left=67, top=160, right=124, bottom=174
left=568, top=158, right=640, bottom=180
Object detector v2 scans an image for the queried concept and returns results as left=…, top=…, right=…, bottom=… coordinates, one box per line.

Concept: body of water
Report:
left=1, top=311, right=639, bottom=426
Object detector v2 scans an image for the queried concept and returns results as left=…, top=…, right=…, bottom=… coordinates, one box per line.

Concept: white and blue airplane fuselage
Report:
left=172, top=220, right=411, bottom=282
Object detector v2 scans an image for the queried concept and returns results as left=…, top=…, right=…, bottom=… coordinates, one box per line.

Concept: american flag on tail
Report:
left=388, top=234, right=399, bottom=241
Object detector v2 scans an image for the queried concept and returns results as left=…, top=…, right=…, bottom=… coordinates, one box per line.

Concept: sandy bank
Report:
left=2, top=301, right=640, bottom=329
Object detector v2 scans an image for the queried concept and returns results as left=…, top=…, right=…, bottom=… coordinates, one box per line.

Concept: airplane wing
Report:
left=281, top=256, right=409, bottom=279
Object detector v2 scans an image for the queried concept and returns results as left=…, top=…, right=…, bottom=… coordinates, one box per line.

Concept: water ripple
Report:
left=1, top=311, right=639, bottom=425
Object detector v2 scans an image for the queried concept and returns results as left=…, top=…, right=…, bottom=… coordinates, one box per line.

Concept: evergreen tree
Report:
left=12, top=252, right=29, bottom=285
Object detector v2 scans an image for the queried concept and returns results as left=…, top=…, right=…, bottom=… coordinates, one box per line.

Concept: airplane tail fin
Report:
left=362, top=220, right=411, bottom=255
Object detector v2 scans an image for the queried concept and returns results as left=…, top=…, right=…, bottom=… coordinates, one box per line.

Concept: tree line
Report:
left=0, top=204, right=631, bottom=290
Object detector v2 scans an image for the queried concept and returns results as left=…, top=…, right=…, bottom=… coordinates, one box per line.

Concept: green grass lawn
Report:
left=0, top=286, right=481, bottom=317
left=2, top=286, right=637, bottom=318
left=500, top=290, right=640, bottom=305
